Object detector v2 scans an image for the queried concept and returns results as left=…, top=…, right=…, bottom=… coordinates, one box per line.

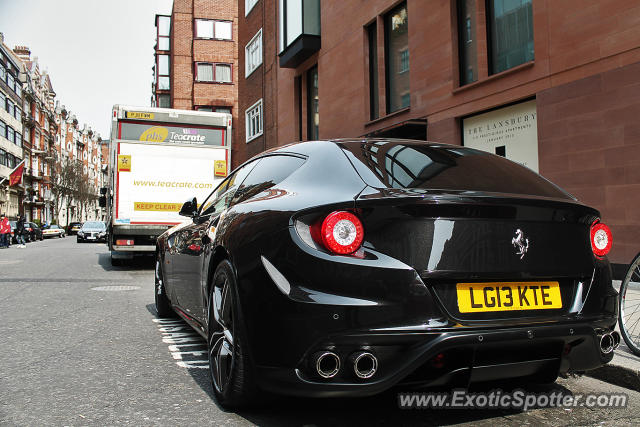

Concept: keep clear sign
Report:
left=119, top=122, right=224, bottom=146
left=462, top=100, right=539, bottom=172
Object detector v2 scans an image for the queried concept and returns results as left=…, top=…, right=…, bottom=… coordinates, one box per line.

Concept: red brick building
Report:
left=237, top=0, right=640, bottom=270
left=153, top=0, right=238, bottom=140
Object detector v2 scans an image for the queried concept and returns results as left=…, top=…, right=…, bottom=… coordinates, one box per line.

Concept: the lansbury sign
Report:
left=462, top=100, right=539, bottom=172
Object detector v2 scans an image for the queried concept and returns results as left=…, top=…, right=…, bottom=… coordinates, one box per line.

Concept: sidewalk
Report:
left=587, top=280, right=640, bottom=391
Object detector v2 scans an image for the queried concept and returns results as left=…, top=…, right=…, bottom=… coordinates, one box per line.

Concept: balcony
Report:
left=278, top=0, right=321, bottom=68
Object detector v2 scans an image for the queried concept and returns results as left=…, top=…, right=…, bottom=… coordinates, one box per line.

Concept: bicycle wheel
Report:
left=619, top=252, right=640, bottom=356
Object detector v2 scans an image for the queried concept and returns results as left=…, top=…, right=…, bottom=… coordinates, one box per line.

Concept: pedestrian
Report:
left=16, top=215, right=26, bottom=248
left=0, top=213, right=9, bottom=249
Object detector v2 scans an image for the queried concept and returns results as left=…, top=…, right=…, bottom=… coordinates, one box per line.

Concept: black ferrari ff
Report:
left=155, top=139, right=618, bottom=408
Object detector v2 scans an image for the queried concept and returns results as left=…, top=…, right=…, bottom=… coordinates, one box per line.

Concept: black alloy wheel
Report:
left=155, top=255, right=174, bottom=318
left=208, top=260, right=257, bottom=409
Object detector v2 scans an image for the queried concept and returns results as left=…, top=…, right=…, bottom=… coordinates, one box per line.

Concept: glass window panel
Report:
left=7, top=127, right=14, bottom=143
left=303, top=0, right=321, bottom=36
left=488, top=0, right=534, bottom=74
left=158, top=36, right=170, bottom=51
left=158, top=76, right=170, bottom=90
left=216, top=107, right=232, bottom=114
left=196, top=20, right=214, bottom=38
left=158, top=55, right=170, bottom=75
left=368, top=23, right=378, bottom=120
left=246, top=0, right=259, bottom=15
left=158, top=16, right=171, bottom=36
left=197, top=63, right=214, bottom=81
left=0, top=65, right=5, bottom=82
left=457, top=0, right=478, bottom=85
left=0, top=120, right=5, bottom=138
left=7, top=74, right=14, bottom=91
left=215, top=64, right=231, bottom=82
left=158, top=94, right=171, bottom=108
left=215, top=21, right=232, bottom=40
left=385, top=2, right=410, bottom=113
left=285, top=0, right=303, bottom=46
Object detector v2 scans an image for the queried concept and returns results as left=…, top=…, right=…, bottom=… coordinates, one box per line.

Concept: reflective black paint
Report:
left=156, top=139, right=617, bottom=398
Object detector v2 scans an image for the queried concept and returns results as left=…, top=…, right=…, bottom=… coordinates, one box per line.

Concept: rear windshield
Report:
left=83, top=222, right=106, bottom=229
left=339, top=141, right=571, bottom=199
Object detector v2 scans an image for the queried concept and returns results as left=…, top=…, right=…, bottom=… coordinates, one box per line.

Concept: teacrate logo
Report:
left=139, top=126, right=169, bottom=142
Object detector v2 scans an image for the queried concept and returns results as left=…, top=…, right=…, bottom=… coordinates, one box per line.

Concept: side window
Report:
left=233, top=155, right=306, bottom=204
left=200, top=161, right=257, bottom=216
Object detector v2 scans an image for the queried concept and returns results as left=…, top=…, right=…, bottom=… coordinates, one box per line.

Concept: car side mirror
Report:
left=98, top=195, right=107, bottom=208
left=179, top=197, right=198, bottom=218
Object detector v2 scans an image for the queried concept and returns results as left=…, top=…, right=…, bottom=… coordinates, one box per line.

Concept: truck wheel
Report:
left=155, top=256, right=174, bottom=317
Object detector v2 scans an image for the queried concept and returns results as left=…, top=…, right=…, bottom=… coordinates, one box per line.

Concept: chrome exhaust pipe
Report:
left=599, top=333, right=614, bottom=354
left=350, top=351, right=378, bottom=379
left=611, top=331, right=621, bottom=350
left=312, top=351, right=340, bottom=379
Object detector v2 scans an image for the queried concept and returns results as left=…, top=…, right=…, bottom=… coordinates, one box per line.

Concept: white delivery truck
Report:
left=100, top=105, right=231, bottom=265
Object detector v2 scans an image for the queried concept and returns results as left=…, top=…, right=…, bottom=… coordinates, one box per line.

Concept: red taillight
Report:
left=590, top=221, right=612, bottom=257
left=116, top=239, right=134, bottom=246
left=318, top=211, right=364, bottom=255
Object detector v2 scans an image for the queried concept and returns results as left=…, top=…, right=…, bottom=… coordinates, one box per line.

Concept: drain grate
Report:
left=91, top=285, right=141, bottom=291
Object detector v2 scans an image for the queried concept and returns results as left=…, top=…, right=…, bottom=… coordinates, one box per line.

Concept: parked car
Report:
left=67, top=222, right=83, bottom=235
left=42, top=224, right=66, bottom=238
left=27, top=222, right=43, bottom=241
left=77, top=221, right=107, bottom=243
left=154, top=139, right=618, bottom=408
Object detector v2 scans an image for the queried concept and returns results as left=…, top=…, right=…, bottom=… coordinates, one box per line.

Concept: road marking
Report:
left=91, top=285, right=141, bottom=291
left=153, top=318, right=208, bottom=369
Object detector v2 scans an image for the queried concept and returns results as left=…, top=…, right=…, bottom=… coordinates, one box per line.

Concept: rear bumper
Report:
left=256, top=321, right=615, bottom=398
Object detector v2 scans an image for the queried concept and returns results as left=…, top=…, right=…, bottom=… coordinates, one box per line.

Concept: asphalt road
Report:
left=1, top=237, right=640, bottom=426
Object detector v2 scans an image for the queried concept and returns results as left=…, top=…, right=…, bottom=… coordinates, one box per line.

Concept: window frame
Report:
left=194, top=19, right=233, bottom=41
left=194, top=106, right=232, bottom=113
left=195, top=62, right=233, bottom=83
left=245, top=28, right=263, bottom=78
left=245, top=98, right=263, bottom=143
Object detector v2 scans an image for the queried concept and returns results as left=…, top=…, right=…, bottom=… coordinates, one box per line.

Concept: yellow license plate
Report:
left=456, top=282, right=562, bottom=313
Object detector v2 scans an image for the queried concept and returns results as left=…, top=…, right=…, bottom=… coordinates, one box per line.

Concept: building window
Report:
left=195, top=106, right=232, bottom=114
left=156, top=54, right=170, bottom=90
left=245, top=99, right=263, bottom=142
left=245, top=29, right=263, bottom=77
left=246, top=0, right=259, bottom=16
left=0, top=65, right=5, bottom=82
left=15, top=132, right=22, bottom=148
left=277, top=0, right=321, bottom=67
left=7, top=126, right=14, bottom=144
left=195, top=63, right=232, bottom=83
left=158, top=94, right=171, bottom=108
left=385, top=2, right=409, bottom=113
left=307, top=65, right=319, bottom=140
left=157, top=15, right=171, bottom=51
left=6, top=99, right=14, bottom=117
left=195, top=19, right=232, bottom=40
left=368, top=22, right=379, bottom=120
left=7, top=74, right=15, bottom=92
left=0, top=120, right=5, bottom=139
left=487, top=0, right=534, bottom=74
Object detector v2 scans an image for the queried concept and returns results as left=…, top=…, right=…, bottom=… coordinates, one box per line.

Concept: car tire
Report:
left=155, top=255, right=174, bottom=318
left=208, top=260, right=258, bottom=409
